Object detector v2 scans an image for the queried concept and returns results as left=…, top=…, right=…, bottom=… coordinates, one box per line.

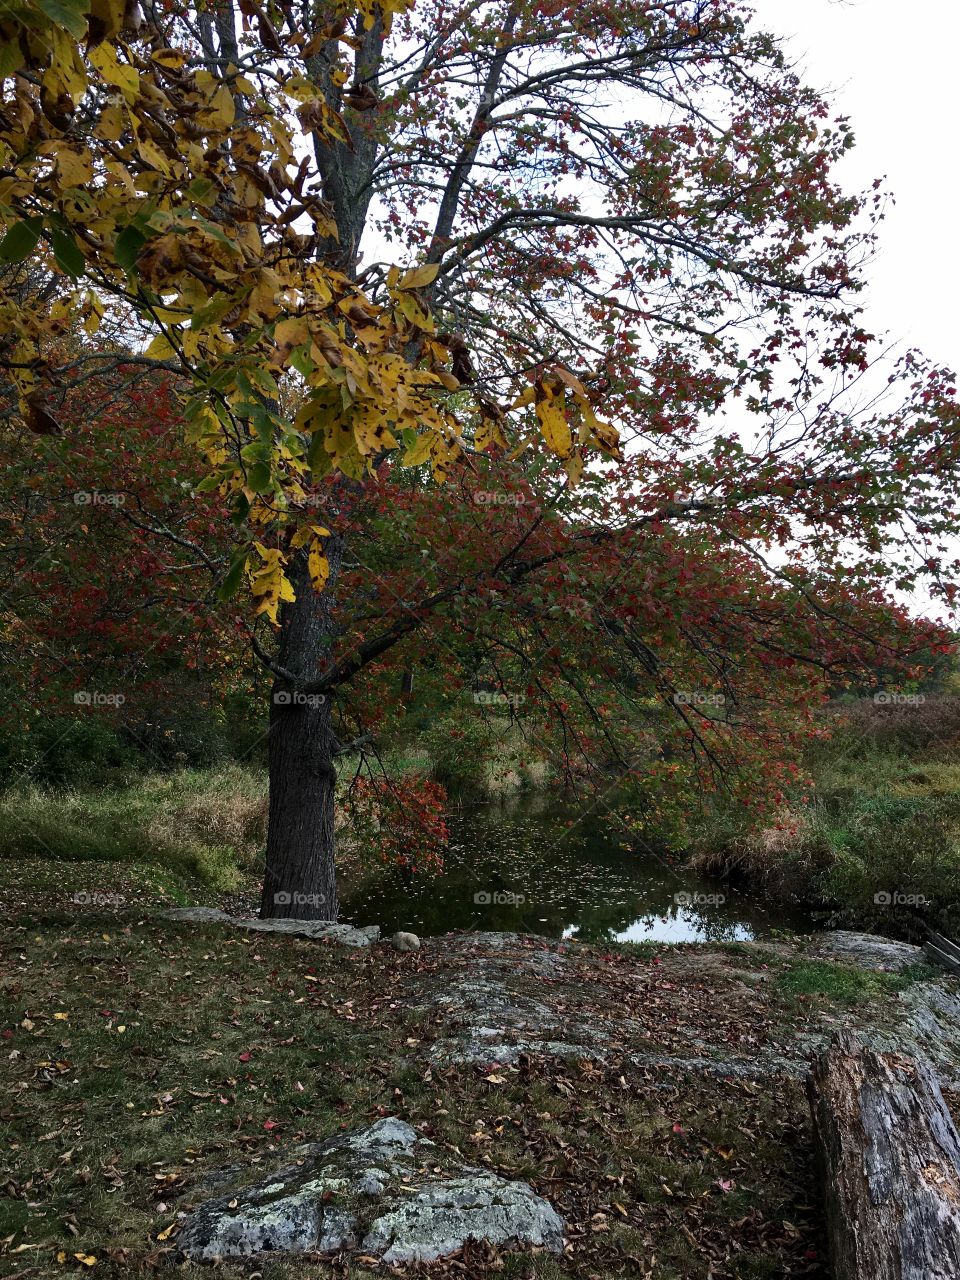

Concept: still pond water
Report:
left=340, top=793, right=812, bottom=944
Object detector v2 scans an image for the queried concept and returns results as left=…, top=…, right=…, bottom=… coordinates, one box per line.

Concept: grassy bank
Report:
left=0, top=708, right=551, bottom=911
left=6, top=696, right=960, bottom=942
left=689, top=696, right=960, bottom=940
left=0, top=765, right=269, bottom=896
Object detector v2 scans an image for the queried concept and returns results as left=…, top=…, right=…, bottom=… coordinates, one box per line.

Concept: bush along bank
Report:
left=688, top=697, right=960, bottom=942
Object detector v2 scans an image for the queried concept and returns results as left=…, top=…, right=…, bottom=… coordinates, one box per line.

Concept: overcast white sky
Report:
left=753, top=0, right=958, bottom=373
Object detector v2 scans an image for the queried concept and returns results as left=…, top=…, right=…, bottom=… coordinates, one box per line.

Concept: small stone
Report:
left=391, top=931, right=420, bottom=952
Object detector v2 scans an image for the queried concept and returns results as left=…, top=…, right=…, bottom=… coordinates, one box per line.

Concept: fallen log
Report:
left=807, top=1031, right=960, bottom=1279
left=925, top=928, right=960, bottom=977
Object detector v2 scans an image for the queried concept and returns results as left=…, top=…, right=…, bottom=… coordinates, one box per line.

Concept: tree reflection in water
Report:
left=340, top=794, right=812, bottom=944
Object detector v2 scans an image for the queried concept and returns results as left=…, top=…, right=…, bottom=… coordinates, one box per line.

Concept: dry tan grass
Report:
left=146, top=764, right=268, bottom=870
left=690, top=807, right=833, bottom=897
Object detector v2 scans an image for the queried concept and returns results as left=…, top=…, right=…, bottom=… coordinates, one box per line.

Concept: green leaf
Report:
left=194, top=214, right=243, bottom=255
left=247, top=461, right=273, bottom=493
left=185, top=178, right=217, bottom=206
left=0, top=217, right=44, bottom=263
left=239, top=439, right=268, bottom=463
left=114, top=224, right=146, bottom=272
left=50, top=229, right=85, bottom=279
left=35, top=0, right=90, bottom=39
left=190, top=293, right=235, bottom=332
left=307, top=431, right=333, bottom=478
left=0, top=40, right=25, bottom=78
left=217, top=552, right=248, bottom=602
left=229, top=489, right=251, bottom=525
left=290, top=348, right=315, bottom=377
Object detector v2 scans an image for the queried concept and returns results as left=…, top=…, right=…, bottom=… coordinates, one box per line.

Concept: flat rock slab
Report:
left=160, top=907, right=379, bottom=948
left=177, top=1117, right=564, bottom=1264
left=407, top=931, right=960, bottom=1086
left=815, top=930, right=924, bottom=972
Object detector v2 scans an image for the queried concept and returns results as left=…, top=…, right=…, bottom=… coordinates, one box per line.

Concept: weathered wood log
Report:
left=807, top=1031, right=960, bottom=1279
left=925, top=941, right=960, bottom=977
left=925, top=929, right=960, bottom=963
left=925, top=929, right=960, bottom=976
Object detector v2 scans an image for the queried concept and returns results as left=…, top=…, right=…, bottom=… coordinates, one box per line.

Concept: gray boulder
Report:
left=817, top=929, right=924, bottom=972
left=177, top=1117, right=563, bottom=1263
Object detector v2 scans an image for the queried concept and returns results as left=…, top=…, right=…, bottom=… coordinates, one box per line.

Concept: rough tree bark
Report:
left=260, top=541, right=344, bottom=920
left=807, top=1031, right=960, bottom=1280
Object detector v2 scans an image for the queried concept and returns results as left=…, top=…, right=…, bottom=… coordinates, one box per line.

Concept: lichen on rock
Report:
left=177, top=1116, right=564, bottom=1263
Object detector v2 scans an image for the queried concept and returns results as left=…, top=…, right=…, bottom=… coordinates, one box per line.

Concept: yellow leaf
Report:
left=578, top=397, right=621, bottom=457
left=135, top=134, right=174, bottom=176
left=87, top=43, right=139, bottom=99
left=401, top=433, right=433, bottom=467
left=247, top=269, right=281, bottom=320
left=156, top=1222, right=178, bottom=1241
left=73, top=1253, right=97, bottom=1267
left=56, top=147, right=94, bottom=187
left=295, top=94, right=351, bottom=146
left=274, top=317, right=309, bottom=350
left=151, top=48, right=187, bottom=69
left=250, top=549, right=295, bottom=625
left=308, top=544, right=330, bottom=592
left=208, top=84, right=236, bottom=128
left=535, top=391, right=572, bottom=458
left=353, top=411, right=397, bottom=455
left=290, top=524, right=330, bottom=549
left=44, top=29, right=87, bottom=99
left=475, top=417, right=508, bottom=452
left=88, top=0, right=127, bottom=45
left=94, top=102, right=125, bottom=142
left=394, top=291, right=432, bottom=330
left=144, top=333, right=178, bottom=361
left=564, top=450, right=584, bottom=486
left=397, top=262, right=440, bottom=290
left=550, top=364, right=588, bottom=396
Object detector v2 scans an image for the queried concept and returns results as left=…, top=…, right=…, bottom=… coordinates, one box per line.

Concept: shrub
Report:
left=0, top=716, right=136, bottom=787
left=145, top=765, right=268, bottom=873
left=342, top=773, right=449, bottom=873
left=689, top=807, right=836, bottom=902
left=818, top=695, right=960, bottom=757
left=417, top=710, right=500, bottom=794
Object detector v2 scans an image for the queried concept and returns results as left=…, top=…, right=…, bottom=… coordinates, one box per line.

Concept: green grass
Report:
left=775, top=957, right=931, bottom=1006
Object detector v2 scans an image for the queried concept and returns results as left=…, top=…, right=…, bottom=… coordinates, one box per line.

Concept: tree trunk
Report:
left=807, top=1031, right=960, bottom=1279
left=260, top=543, right=342, bottom=921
